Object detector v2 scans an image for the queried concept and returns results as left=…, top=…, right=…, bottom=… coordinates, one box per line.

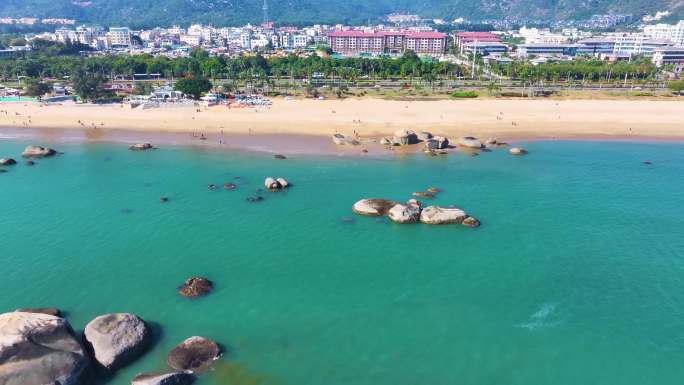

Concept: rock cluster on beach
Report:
left=352, top=195, right=480, bottom=228
left=0, top=309, right=222, bottom=385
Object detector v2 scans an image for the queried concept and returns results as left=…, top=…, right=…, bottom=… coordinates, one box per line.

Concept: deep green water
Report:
left=2, top=139, right=684, bottom=385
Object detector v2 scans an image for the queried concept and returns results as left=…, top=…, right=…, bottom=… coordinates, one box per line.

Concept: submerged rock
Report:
left=14, top=307, right=61, bottom=316
left=352, top=198, right=398, bottom=216
left=457, top=137, right=483, bottom=149
left=132, top=371, right=195, bottom=385
left=426, top=187, right=441, bottom=194
left=274, top=154, right=287, bottom=159
left=246, top=196, right=264, bottom=203
left=129, top=143, right=154, bottom=151
left=21, top=145, right=57, bottom=158
left=388, top=200, right=422, bottom=224
left=509, top=147, right=528, bottom=155
left=412, top=191, right=434, bottom=199
left=83, top=313, right=150, bottom=371
left=178, top=277, right=213, bottom=298
left=160, top=197, right=169, bottom=203
left=25, top=160, right=35, bottom=166
left=0, top=158, right=16, bottom=165
left=167, top=336, right=220, bottom=373
left=419, top=206, right=468, bottom=225
left=223, top=183, right=237, bottom=190
left=0, top=312, right=90, bottom=385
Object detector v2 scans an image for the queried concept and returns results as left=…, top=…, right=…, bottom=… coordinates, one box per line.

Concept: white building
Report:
left=643, top=20, right=684, bottom=46
left=108, top=27, right=132, bottom=48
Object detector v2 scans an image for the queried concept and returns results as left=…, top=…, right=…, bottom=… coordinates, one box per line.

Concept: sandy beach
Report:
left=1, top=98, right=683, bottom=151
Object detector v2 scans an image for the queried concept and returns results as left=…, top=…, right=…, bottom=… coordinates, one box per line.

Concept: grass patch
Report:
left=450, top=90, right=478, bottom=98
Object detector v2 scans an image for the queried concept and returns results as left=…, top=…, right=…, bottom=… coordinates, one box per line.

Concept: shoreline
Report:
left=1, top=98, right=684, bottom=156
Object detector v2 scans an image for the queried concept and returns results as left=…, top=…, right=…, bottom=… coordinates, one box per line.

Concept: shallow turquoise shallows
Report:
left=2, top=140, right=684, bottom=385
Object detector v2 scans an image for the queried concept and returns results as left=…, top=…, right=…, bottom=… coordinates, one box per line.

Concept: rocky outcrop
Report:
left=388, top=200, right=422, bottom=224
left=129, top=143, right=154, bottom=151
left=178, top=277, right=213, bottom=298
left=167, top=336, right=220, bottom=373
left=462, top=216, right=481, bottom=228
left=83, top=313, right=150, bottom=371
left=265, top=177, right=290, bottom=190
left=425, top=136, right=449, bottom=150
left=352, top=198, right=398, bottom=216
left=457, top=137, right=483, bottom=149
left=132, top=371, right=195, bottom=385
left=21, top=145, right=57, bottom=158
left=393, top=129, right=419, bottom=145
left=417, top=131, right=433, bottom=141
left=419, top=206, right=468, bottom=225
left=14, top=307, right=61, bottom=316
left=0, top=311, right=90, bottom=385
left=0, top=158, right=17, bottom=165
left=509, top=147, right=528, bottom=155
left=332, top=134, right=359, bottom=145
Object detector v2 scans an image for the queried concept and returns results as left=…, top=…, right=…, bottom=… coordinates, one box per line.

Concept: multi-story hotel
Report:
left=327, top=30, right=447, bottom=55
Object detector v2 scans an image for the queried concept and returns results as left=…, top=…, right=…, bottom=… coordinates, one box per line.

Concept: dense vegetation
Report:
left=1, top=0, right=682, bottom=28
left=0, top=42, right=461, bottom=82
left=489, top=58, right=660, bottom=82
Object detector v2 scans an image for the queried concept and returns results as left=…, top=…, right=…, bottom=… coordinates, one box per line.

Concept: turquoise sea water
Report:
left=2, top=139, right=684, bottom=385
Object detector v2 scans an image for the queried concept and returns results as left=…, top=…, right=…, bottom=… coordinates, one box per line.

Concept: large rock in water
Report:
left=352, top=198, right=398, bottom=216
left=167, top=336, right=220, bottom=373
left=178, top=277, right=213, bottom=298
left=509, top=147, right=528, bottom=155
left=0, top=311, right=90, bottom=385
left=83, top=313, right=150, bottom=371
left=132, top=371, right=195, bottom=385
left=388, top=200, right=422, bottom=224
left=0, top=158, right=17, bottom=165
left=419, top=206, right=468, bottom=225
left=14, top=307, right=61, bottom=317
left=21, top=145, right=57, bottom=158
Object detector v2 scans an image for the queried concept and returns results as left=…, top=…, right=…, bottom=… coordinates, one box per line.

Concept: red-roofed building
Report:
left=327, top=30, right=447, bottom=55
left=454, top=32, right=501, bottom=45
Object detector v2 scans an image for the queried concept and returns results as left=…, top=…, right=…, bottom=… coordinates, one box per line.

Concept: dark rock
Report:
left=207, top=184, right=217, bottom=190
left=129, top=143, right=154, bottom=151
left=178, top=277, right=213, bottom=298
left=0, top=158, right=17, bottom=165
left=14, top=307, right=61, bottom=317
left=167, top=336, right=220, bottom=373
left=274, top=154, right=287, bottom=159
left=26, top=160, right=35, bottom=166
left=246, top=196, right=264, bottom=203
left=132, top=371, right=195, bottom=385
left=160, top=197, right=169, bottom=203
left=0, top=312, right=90, bottom=385
left=83, top=313, right=150, bottom=371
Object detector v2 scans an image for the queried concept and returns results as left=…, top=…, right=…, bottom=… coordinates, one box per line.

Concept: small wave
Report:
left=516, top=302, right=560, bottom=330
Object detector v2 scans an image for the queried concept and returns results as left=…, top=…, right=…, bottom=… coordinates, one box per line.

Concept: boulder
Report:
left=388, top=200, right=422, bottom=224
left=129, top=143, right=154, bottom=151
left=167, top=336, right=220, bottom=373
left=462, top=216, right=481, bottom=228
left=485, top=138, right=498, bottom=146
left=273, top=154, right=287, bottom=159
left=509, top=147, right=528, bottom=155
left=0, top=311, right=90, bottom=385
left=379, top=137, right=396, bottom=146
left=14, top=307, right=61, bottom=317
left=178, top=277, right=213, bottom=298
left=419, top=206, right=468, bottom=225
left=132, top=372, right=195, bottom=385
left=392, top=129, right=419, bottom=145
left=416, top=131, right=433, bottom=141
left=276, top=178, right=289, bottom=189
left=0, top=158, right=17, bottom=165
left=457, top=137, right=483, bottom=149
left=426, top=187, right=441, bottom=194
left=21, top=145, right=57, bottom=158
left=425, top=136, right=449, bottom=150
left=332, top=134, right=359, bottom=146
left=223, top=183, right=237, bottom=190
left=352, top=198, right=398, bottom=216
left=83, top=313, right=150, bottom=371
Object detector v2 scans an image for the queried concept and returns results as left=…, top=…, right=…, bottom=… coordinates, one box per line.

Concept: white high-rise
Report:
left=644, top=20, right=684, bottom=46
